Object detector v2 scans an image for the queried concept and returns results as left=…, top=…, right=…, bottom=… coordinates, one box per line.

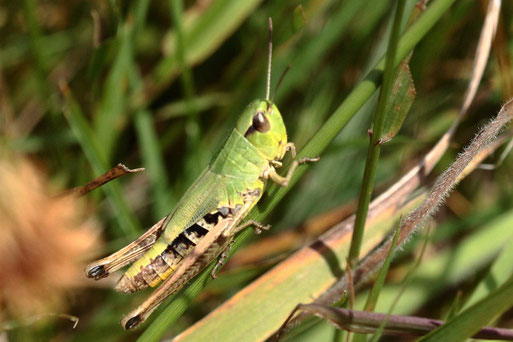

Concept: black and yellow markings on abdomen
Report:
left=116, top=212, right=223, bottom=293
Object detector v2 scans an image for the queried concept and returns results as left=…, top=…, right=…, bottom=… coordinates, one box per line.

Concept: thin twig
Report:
left=59, top=163, right=144, bottom=197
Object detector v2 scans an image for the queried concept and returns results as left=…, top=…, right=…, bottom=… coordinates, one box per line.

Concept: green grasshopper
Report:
left=85, top=18, right=319, bottom=330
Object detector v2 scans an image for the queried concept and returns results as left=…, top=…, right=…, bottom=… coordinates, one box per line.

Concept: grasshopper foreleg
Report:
left=269, top=156, right=320, bottom=187
left=285, top=142, right=296, bottom=158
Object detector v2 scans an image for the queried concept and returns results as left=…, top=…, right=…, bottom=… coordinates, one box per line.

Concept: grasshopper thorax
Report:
left=237, top=100, right=288, bottom=161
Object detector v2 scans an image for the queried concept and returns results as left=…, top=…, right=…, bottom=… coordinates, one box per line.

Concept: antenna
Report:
left=266, top=17, right=273, bottom=101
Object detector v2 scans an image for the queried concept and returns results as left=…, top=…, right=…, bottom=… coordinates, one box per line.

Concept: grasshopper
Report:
left=85, top=18, right=319, bottom=330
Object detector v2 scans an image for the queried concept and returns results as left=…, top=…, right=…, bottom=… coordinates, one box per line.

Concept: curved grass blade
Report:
left=275, top=306, right=513, bottom=340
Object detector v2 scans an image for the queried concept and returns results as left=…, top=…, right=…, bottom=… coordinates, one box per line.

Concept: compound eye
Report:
left=252, top=111, right=270, bottom=133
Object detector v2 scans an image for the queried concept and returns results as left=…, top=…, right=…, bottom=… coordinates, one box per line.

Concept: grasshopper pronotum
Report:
left=85, top=18, right=319, bottom=330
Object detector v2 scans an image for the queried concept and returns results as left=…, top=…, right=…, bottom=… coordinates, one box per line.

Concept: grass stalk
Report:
left=348, top=0, right=407, bottom=266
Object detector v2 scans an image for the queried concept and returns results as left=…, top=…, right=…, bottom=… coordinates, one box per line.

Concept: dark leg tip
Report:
left=124, top=315, right=142, bottom=330
left=87, top=265, right=107, bottom=280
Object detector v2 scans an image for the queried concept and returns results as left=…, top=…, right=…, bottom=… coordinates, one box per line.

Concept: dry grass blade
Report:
left=60, top=163, right=144, bottom=197
left=459, top=0, right=500, bottom=116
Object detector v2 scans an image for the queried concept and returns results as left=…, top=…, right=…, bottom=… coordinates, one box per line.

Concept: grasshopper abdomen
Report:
left=115, top=212, right=223, bottom=293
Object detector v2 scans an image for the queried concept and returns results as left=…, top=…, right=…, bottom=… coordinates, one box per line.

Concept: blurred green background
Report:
left=2, top=0, right=513, bottom=341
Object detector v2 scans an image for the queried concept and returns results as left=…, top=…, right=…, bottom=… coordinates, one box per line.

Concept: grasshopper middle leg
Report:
left=210, top=218, right=271, bottom=278
left=211, top=239, right=234, bottom=279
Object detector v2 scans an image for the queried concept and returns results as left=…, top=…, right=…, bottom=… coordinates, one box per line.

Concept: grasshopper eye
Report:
left=252, top=111, right=270, bottom=133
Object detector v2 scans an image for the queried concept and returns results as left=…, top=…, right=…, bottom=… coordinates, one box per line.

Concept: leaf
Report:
left=380, top=61, right=416, bottom=143
left=293, top=5, right=308, bottom=32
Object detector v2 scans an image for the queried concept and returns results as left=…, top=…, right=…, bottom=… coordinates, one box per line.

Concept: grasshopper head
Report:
left=237, top=100, right=288, bottom=161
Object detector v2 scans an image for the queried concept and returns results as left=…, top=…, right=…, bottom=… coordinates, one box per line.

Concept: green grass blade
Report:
left=128, top=0, right=173, bottom=220
left=419, top=275, right=513, bottom=342
left=463, top=233, right=513, bottom=309
left=147, top=0, right=262, bottom=107
left=22, top=0, right=50, bottom=88
left=94, top=24, right=132, bottom=158
left=364, top=227, right=401, bottom=312
left=169, top=0, right=203, bottom=179
left=133, top=109, right=175, bottom=218
left=273, top=0, right=367, bottom=103
left=352, top=227, right=401, bottom=342
left=357, top=210, right=513, bottom=315
left=156, top=93, right=229, bottom=120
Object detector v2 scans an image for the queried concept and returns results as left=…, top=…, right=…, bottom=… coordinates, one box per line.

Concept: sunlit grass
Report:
left=2, top=0, right=513, bottom=341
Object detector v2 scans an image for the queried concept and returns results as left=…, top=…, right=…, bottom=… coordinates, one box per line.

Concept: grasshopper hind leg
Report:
left=85, top=215, right=170, bottom=280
